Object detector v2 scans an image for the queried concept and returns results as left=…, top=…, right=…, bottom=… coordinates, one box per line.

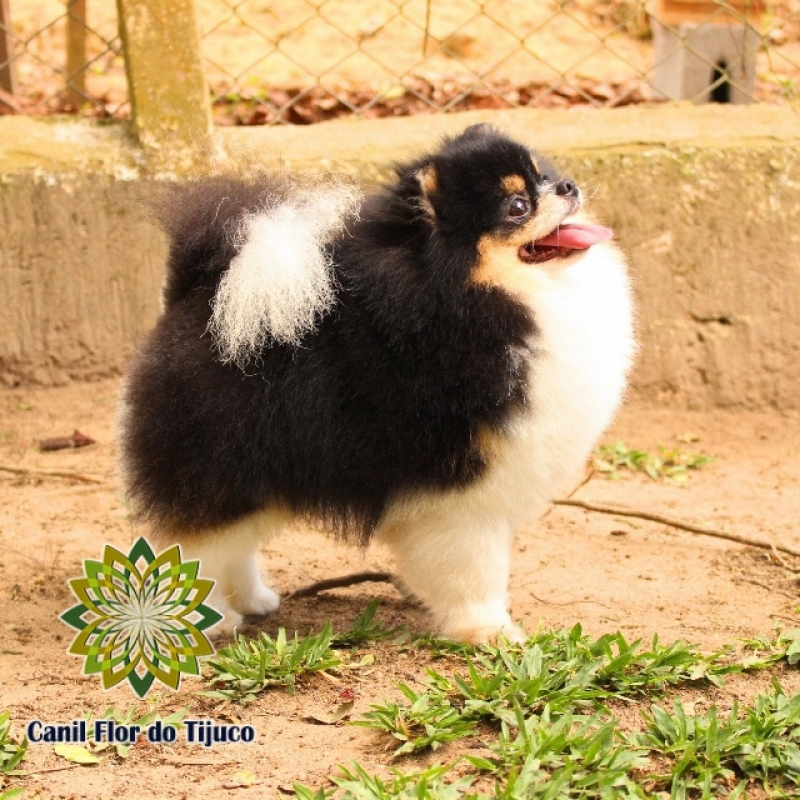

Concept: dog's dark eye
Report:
left=508, top=196, right=531, bottom=219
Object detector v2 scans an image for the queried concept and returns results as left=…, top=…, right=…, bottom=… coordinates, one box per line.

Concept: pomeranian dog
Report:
left=119, top=124, right=634, bottom=643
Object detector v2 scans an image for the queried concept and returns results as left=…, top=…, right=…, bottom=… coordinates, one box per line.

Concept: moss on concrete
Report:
left=116, top=0, right=211, bottom=156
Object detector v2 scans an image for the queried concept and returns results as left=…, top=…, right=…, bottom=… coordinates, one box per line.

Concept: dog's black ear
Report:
left=413, top=163, right=438, bottom=220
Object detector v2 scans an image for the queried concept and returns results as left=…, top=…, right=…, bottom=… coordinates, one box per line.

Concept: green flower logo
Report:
left=60, top=537, right=222, bottom=698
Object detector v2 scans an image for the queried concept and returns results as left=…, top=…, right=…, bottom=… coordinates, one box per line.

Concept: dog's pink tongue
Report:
left=535, top=223, right=613, bottom=249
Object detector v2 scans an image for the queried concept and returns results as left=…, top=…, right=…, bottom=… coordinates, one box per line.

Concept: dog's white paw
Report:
left=205, top=599, right=244, bottom=639
left=203, top=584, right=278, bottom=639
left=440, top=608, right=526, bottom=646
left=237, top=583, right=281, bottom=616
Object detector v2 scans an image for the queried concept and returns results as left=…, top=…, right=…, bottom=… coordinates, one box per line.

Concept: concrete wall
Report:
left=1, top=106, right=798, bottom=408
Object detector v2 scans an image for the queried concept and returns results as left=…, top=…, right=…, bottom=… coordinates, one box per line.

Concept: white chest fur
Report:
left=366, top=242, right=633, bottom=643
left=493, top=241, right=635, bottom=526
left=381, top=241, right=634, bottom=534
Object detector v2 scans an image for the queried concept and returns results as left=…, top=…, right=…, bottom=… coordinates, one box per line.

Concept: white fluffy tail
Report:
left=209, top=184, right=361, bottom=367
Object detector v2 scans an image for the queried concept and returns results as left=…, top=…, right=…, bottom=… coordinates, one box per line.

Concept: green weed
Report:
left=355, top=675, right=477, bottom=755
left=0, top=712, right=27, bottom=800
left=295, top=761, right=473, bottom=800
left=204, top=624, right=342, bottom=702
left=204, top=600, right=393, bottom=702
left=84, top=705, right=188, bottom=759
left=332, top=599, right=404, bottom=647
left=0, top=713, right=27, bottom=776
left=473, top=704, right=648, bottom=799
left=638, top=682, right=800, bottom=797
left=594, top=440, right=713, bottom=483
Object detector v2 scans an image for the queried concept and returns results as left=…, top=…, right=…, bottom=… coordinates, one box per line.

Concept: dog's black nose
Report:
left=555, top=179, right=578, bottom=197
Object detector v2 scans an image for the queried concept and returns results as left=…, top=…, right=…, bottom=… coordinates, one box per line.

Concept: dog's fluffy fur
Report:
left=119, top=124, right=634, bottom=643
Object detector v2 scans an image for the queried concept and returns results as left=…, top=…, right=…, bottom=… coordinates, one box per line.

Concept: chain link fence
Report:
left=1, top=1, right=798, bottom=123
left=0, top=0, right=125, bottom=116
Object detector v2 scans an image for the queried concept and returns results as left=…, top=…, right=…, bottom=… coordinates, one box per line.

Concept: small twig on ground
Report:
left=287, top=571, right=394, bottom=599
left=528, top=589, right=616, bottom=611
left=540, top=466, right=595, bottom=520
left=0, top=464, right=107, bottom=485
left=162, top=755, right=237, bottom=767
left=555, top=498, right=800, bottom=559
left=771, top=614, right=800, bottom=624
left=769, top=544, right=789, bottom=569
left=738, top=578, right=798, bottom=601
left=15, top=764, right=80, bottom=775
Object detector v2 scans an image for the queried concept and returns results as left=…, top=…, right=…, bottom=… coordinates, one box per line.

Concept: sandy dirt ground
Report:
left=1, top=379, right=799, bottom=798
left=2, top=2, right=800, bottom=797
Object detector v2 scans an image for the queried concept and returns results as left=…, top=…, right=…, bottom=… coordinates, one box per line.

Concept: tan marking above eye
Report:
left=501, top=175, right=526, bottom=195
left=416, top=164, right=438, bottom=196
left=415, top=165, right=438, bottom=219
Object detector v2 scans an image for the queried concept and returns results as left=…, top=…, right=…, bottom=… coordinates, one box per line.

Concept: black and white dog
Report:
left=119, top=124, right=634, bottom=643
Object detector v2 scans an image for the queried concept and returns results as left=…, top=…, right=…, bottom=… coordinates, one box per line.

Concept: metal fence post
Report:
left=116, top=0, right=211, bottom=154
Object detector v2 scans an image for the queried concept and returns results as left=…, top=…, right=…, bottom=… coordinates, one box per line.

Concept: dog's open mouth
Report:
left=518, top=223, right=613, bottom=264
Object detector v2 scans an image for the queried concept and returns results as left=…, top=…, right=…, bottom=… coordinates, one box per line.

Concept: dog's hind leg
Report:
left=157, top=509, right=288, bottom=637
left=379, top=507, right=525, bottom=645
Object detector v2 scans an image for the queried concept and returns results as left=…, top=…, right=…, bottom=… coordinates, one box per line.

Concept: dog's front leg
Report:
left=380, top=508, right=525, bottom=644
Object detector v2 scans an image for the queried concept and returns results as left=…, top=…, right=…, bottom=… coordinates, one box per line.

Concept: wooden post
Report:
left=0, top=0, right=17, bottom=96
left=66, top=0, right=87, bottom=107
left=116, top=0, right=212, bottom=155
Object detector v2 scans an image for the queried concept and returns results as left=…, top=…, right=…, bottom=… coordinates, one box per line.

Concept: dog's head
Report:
left=399, top=124, right=612, bottom=289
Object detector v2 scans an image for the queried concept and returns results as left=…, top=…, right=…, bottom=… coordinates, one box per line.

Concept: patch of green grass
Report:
left=296, top=621, right=800, bottom=799
left=204, top=624, right=342, bottom=703
left=638, top=682, right=800, bottom=797
left=197, top=603, right=800, bottom=798
left=473, top=705, right=648, bottom=799
left=738, top=626, right=800, bottom=669
left=204, top=600, right=391, bottom=703
left=594, top=440, right=713, bottom=483
left=0, top=713, right=27, bottom=777
left=84, top=705, right=188, bottom=759
left=354, top=674, right=478, bottom=756
left=333, top=599, right=404, bottom=648
left=295, top=761, right=473, bottom=800
left=0, top=712, right=27, bottom=800
left=426, top=628, right=751, bottom=725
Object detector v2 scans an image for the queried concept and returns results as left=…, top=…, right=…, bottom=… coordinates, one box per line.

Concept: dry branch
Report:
left=555, top=498, right=800, bottom=559
left=0, top=464, right=107, bottom=485
left=287, top=571, right=394, bottom=599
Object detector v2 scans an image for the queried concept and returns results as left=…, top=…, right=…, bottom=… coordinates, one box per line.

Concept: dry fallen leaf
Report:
left=301, top=699, right=355, bottom=725
left=53, top=743, right=100, bottom=765
left=222, top=768, right=260, bottom=789
left=39, top=430, right=96, bottom=451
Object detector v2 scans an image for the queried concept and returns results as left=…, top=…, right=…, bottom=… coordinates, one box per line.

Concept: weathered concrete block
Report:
left=0, top=175, right=165, bottom=386
left=652, top=20, right=758, bottom=103
left=1, top=107, right=799, bottom=409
